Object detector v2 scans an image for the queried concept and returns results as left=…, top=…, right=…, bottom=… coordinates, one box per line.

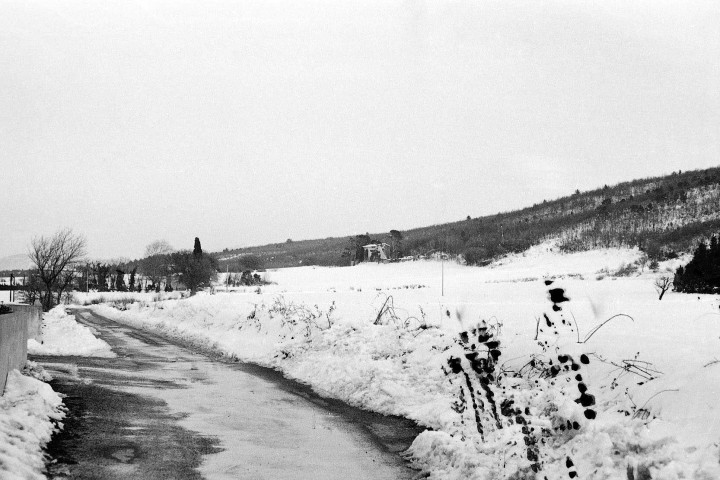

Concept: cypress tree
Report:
left=115, top=269, right=126, bottom=291
left=129, top=267, right=137, bottom=291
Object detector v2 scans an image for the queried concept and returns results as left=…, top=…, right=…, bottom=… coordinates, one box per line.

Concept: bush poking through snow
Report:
left=444, top=320, right=503, bottom=441
left=268, top=295, right=336, bottom=337
left=441, top=285, right=613, bottom=477
left=373, top=294, right=427, bottom=329
left=72, top=291, right=185, bottom=309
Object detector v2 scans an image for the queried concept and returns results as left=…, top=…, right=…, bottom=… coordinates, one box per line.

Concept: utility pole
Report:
left=441, top=231, right=447, bottom=297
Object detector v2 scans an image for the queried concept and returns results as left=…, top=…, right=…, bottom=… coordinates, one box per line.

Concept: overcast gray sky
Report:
left=1, top=0, right=719, bottom=259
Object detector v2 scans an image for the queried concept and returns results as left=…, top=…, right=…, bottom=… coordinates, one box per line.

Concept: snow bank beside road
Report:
left=8, top=305, right=112, bottom=478
left=71, top=291, right=185, bottom=306
left=86, top=249, right=720, bottom=479
left=0, top=369, right=66, bottom=480
left=28, top=306, right=115, bottom=357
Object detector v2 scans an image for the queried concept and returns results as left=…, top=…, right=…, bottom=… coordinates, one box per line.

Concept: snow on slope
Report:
left=85, top=246, right=720, bottom=479
left=28, top=306, right=116, bottom=357
left=0, top=369, right=65, bottom=480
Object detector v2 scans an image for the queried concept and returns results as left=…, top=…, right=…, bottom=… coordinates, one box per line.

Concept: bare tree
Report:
left=142, top=240, right=174, bottom=288
left=56, top=266, right=78, bottom=306
left=145, top=240, right=174, bottom=257
left=19, top=270, right=42, bottom=306
left=28, top=228, right=87, bottom=311
left=654, top=275, right=672, bottom=301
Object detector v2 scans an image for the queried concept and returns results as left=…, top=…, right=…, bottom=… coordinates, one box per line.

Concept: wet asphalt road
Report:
left=34, top=308, right=422, bottom=480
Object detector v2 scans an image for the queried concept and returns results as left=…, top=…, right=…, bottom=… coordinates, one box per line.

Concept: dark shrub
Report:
left=464, top=247, right=490, bottom=266
left=674, top=236, right=720, bottom=294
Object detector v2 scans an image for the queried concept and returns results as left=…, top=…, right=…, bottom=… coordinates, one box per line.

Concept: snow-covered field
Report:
left=82, top=245, right=720, bottom=479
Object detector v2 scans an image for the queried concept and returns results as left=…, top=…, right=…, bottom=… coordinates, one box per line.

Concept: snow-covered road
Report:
left=36, top=309, right=419, bottom=479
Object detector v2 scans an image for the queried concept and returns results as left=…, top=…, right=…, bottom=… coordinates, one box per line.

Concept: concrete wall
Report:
left=8, top=303, right=42, bottom=342
left=0, top=309, right=28, bottom=395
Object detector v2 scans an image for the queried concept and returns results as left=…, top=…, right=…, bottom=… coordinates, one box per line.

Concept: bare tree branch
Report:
left=28, top=228, right=87, bottom=311
left=141, top=240, right=175, bottom=288
left=654, top=275, right=672, bottom=301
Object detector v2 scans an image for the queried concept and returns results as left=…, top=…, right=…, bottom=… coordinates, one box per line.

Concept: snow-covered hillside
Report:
left=85, top=246, right=720, bottom=479
left=557, top=182, right=720, bottom=252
